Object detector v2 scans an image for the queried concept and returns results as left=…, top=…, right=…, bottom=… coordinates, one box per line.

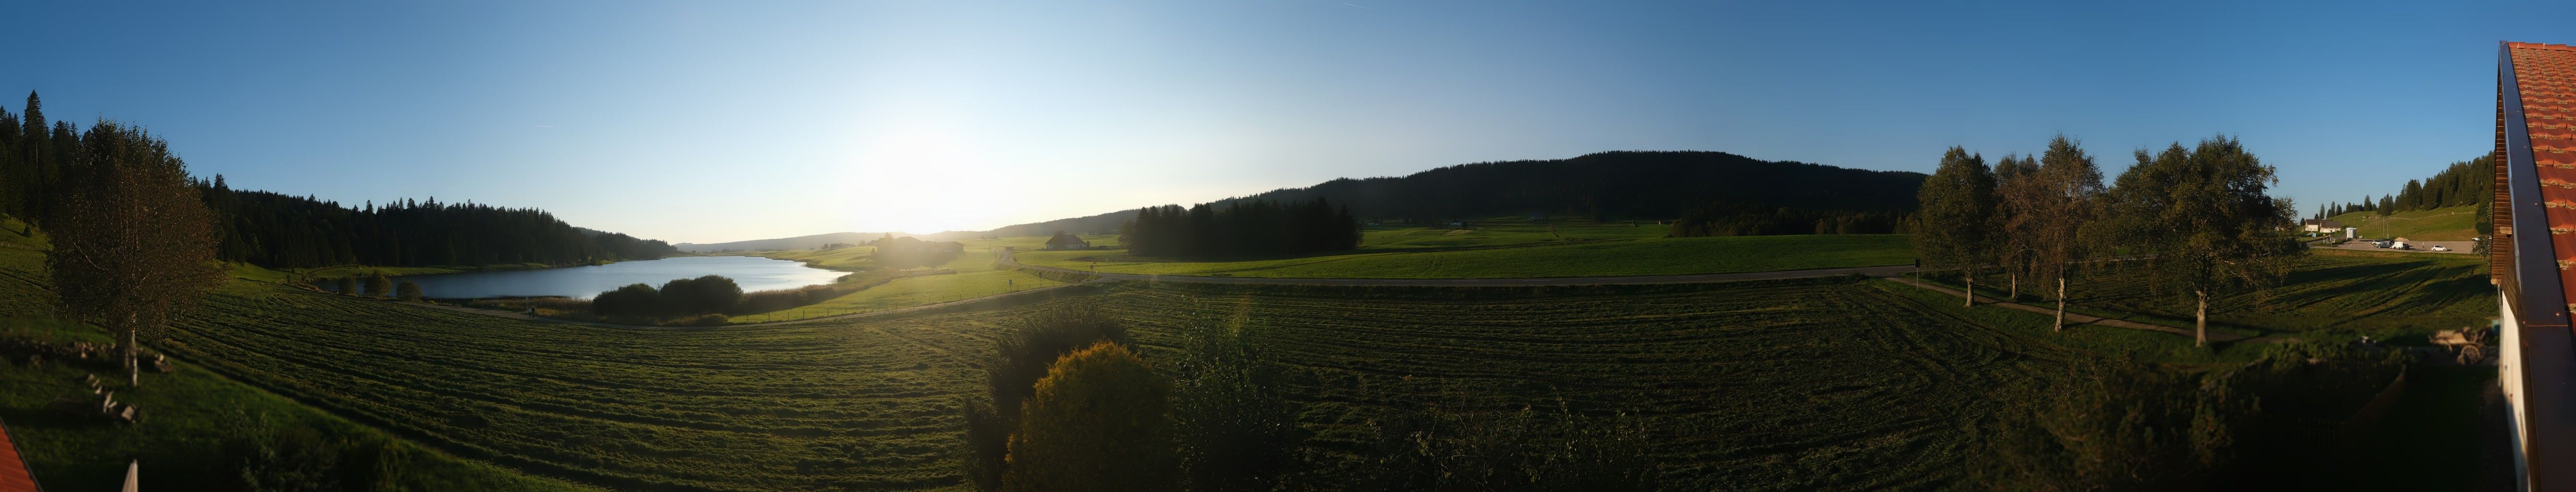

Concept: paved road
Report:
left=996, top=251, right=1918, bottom=286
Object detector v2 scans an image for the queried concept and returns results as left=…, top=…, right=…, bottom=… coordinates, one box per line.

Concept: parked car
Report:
left=2431, top=245, right=2452, bottom=252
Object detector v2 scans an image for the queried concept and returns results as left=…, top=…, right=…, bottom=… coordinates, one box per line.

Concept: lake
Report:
left=397, top=256, right=844, bottom=299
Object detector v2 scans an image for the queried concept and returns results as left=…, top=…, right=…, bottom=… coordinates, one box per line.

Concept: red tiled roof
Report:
left=2508, top=42, right=2576, bottom=312
left=0, top=418, right=37, bottom=492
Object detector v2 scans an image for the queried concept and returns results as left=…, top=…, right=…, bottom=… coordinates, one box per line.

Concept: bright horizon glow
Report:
left=5, top=1, right=2561, bottom=244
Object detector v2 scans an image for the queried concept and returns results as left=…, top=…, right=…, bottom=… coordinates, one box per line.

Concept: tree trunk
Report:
left=2194, top=289, right=2209, bottom=347
left=125, top=325, right=138, bottom=387
left=2054, top=276, right=2066, bottom=332
left=1964, top=274, right=1975, bottom=308
left=2009, top=273, right=2018, bottom=302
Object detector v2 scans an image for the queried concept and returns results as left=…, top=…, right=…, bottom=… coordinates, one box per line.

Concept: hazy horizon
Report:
left=4, top=1, right=2555, bottom=244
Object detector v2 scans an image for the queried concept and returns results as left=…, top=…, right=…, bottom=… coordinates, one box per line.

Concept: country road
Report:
left=994, top=249, right=1919, bottom=285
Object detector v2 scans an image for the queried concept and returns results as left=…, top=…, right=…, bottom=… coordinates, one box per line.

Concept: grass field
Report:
left=2327, top=204, right=2482, bottom=241
left=0, top=224, right=593, bottom=491
left=1013, top=234, right=1915, bottom=279
left=0, top=219, right=2485, bottom=490
left=139, top=275, right=2104, bottom=491
left=719, top=248, right=1072, bottom=324
left=724, top=268, right=1070, bottom=323
left=1925, top=249, right=2495, bottom=343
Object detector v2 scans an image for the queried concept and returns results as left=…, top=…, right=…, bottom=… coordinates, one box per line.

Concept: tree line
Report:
left=0, top=92, right=678, bottom=270
left=987, top=150, right=1927, bottom=236
left=1916, top=135, right=2303, bottom=346
left=203, top=185, right=678, bottom=268
left=1119, top=198, right=1361, bottom=259
left=2312, top=156, right=2494, bottom=232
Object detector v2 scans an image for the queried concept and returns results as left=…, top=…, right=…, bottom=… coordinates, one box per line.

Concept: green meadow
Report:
left=1012, top=233, right=1915, bottom=279
left=2327, top=204, right=2483, bottom=241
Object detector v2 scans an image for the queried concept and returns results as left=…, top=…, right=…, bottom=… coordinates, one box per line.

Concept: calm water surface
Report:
left=397, top=256, right=842, bottom=299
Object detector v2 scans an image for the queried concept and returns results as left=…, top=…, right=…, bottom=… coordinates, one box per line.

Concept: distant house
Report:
left=2301, top=219, right=2344, bottom=233
left=1045, top=233, right=1089, bottom=250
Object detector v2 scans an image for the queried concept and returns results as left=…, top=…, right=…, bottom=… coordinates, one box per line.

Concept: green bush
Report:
left=1001, top=341, right=1178, bottom=492
left=963, top=303, right=1133, bottom=491
left=1974, top=343, right=2405, bottom=490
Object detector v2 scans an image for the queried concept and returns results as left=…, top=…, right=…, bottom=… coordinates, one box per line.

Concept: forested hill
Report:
left=0, top=91, right=677, bottom=269
left=984, top=150, right=1927, bottom=236
left=202, top=183, right=678, bottom=269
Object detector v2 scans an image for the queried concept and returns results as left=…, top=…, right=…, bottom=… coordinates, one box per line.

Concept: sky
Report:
left=2, top=1, right=2561, bottom=244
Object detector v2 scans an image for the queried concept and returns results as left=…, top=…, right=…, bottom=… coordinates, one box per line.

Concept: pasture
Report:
left=1924, top=249, right=2494, bottom=342
left=1012, top=234, right=1915, bottom=279
left=0, top=223, right=2465, bottom=491
left=717, top=248, right=1069, bottom=323
left=2327, top=204, right=2482, bottom=241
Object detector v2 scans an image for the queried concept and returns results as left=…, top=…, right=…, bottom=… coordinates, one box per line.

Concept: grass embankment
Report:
left=721, top=248, right=1073, bottom=324
left=1014, top=233, right=1914, bottom=279
left=2327, top=204, right=2481, bottom=241
left=0, top=223, right=591, bottom=490
left=1916, top=248, right=2492, bottom=342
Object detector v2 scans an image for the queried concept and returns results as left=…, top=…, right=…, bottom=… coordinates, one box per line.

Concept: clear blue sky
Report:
left=3, top=1, right=2556, bottom=243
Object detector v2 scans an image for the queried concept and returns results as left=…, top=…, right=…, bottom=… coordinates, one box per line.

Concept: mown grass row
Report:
left=132, top=267, right=2126, bottom=491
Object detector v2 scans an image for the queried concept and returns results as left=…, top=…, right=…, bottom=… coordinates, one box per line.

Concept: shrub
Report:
left=1974, top=344, right=2405, bottom=490
left=658, top=275, right=742, bottom=317
left=394, top=281, right=424, bottom=302
left=335, top=276, right=358, bottom=296
left=964, top=303, right=1133, bottom=490
left=1171, top=322, right=1300, bottom=492
left=363, top=271, right=391, bottom=298
left=1001, top=342, right=1178, bottom=492
left=590, top=283, right=660, bottom=318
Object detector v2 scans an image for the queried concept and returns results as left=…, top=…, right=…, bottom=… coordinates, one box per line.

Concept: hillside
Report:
left=980, top=150, right=1926, bottom=236
left=2327, top=205, right=2482, bottom=241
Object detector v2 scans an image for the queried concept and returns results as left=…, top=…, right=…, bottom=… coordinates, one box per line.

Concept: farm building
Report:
left=2490, top=40, right=2576, bottom=490
left=2301, top=219, right=2344, bottom=232
left=1044, top=232, right=1089, bottom=250
left=0, top=417, right=36, bottom=492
